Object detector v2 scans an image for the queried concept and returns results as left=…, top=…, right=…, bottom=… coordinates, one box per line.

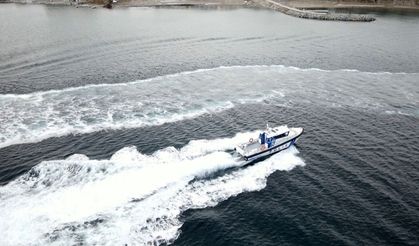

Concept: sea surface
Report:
left=0, top=4, right=419, bottom=245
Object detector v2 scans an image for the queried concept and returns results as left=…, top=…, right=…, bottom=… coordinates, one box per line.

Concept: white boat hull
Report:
left=244, top=136, right=297, bottom=162
left=235, top=126, right=303, bottom=162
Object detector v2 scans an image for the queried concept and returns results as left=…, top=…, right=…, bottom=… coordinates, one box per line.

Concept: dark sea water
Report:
left=1, top=3, right=419, bottom=245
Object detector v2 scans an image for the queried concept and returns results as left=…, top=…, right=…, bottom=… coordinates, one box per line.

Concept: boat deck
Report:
left=238, top=127, right=303, bottom=157
left=242, top=142, right=266, bottom=156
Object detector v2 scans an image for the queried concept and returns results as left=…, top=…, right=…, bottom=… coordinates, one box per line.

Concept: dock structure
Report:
left=253, top=0, right=376, bottom=22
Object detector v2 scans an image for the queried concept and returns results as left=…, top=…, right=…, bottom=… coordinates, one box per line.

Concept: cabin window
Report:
left=274, top=131, right=289, bottom=139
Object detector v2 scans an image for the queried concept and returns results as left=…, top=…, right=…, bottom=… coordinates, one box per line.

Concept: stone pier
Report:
left=253, top=0, right=376, bottom=21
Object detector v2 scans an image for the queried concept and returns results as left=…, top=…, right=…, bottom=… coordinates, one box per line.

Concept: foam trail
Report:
left=1, top=65, right=417, bottom=149
left=0, top=131, right=305, bottom=245
left=0, top=65, right=276, bottom=149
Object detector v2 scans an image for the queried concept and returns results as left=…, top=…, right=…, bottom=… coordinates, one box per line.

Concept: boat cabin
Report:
left=258, top=126, right=289, bottom=148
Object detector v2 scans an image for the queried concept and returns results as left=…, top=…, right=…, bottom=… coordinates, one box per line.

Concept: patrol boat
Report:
left=235, top=125, right=303, bottom=162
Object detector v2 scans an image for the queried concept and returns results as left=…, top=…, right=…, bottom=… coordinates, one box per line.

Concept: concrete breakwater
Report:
left=253, top=0, right=376, bottom=21
left=0, top=0, right=376, bottom=21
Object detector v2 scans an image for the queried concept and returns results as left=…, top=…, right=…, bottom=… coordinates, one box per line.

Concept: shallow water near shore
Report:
left=0, top=4, right=419, bottom=245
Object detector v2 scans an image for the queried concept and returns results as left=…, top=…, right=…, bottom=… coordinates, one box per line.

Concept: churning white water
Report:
left=0, top=131, right=305, bottom=245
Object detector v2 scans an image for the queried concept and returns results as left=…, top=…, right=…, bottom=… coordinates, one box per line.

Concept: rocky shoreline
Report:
left=1, top=0, right=418, bottom=21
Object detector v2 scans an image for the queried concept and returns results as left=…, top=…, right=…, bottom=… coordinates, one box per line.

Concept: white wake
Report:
left=0, top=131, right=305, bottom=245
left=1, top=65, right=416, bottom=149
